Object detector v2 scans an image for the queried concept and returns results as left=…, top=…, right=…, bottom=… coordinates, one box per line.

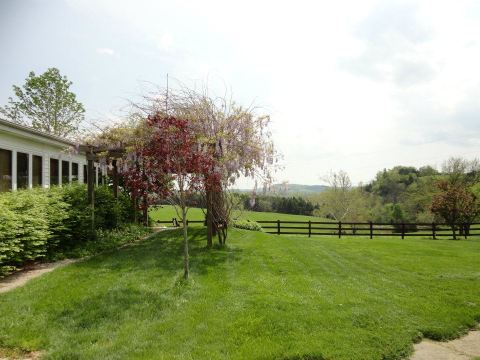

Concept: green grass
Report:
left=150, top=205, right=331, bottom=225
left=0, top=229, right=479, bottom=359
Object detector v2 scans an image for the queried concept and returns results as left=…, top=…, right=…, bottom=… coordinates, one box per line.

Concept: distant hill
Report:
left=268, top=183, right=328, bottom=195
left=234, top=183, right=328, bottom=196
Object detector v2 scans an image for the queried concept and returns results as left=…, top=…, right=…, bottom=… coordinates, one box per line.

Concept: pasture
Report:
left=149, top=205, right=331, bottom=224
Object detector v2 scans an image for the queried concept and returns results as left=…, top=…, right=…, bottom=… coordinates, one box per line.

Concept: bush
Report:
left=62, top=224, right=152, bottom=259
left=231, top=219, right=263, bottom=232
left=60, top=184, right=136, bottom=245
left=0, top=184, right=138, bottom=277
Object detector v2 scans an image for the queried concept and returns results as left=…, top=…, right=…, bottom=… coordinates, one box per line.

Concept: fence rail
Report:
left=156, top=218, right=480, bottom=239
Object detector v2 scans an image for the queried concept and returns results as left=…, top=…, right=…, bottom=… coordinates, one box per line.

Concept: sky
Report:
left=1, top=0, right=480, bottom=188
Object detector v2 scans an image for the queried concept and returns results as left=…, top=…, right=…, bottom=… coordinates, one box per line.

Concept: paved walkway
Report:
left=411, top=330, right=480, bottom=360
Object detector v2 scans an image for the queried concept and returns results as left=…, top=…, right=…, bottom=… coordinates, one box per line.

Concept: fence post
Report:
left=338, top=221, right=342, bottom=239
left=369, top=221, right=373, bottom=239
left=401, top=223, right=405, bottom=239
left=432, top=222, right=436, bottom=240
left=308, top=220, right=311, bottom=237
left=172, top=218, right=176, bottom=227
left=186, top=219, right=189, bottom=226
left=464, top=223, right=468, bottom=239
left=277, top=220, right=280, bottom=235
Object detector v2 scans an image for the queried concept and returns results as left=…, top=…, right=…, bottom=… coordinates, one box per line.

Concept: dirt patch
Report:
left=0, top=259, right=77, bottom=294
left=0, top=349, right=42, bottom=360
left=411, top=330, right=480, bottom=360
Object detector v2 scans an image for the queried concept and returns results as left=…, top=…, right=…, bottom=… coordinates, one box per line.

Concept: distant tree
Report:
left=370, top=167, right=419, bottom=204
left=0, top=68, right=85, bottom=137
left=318, top=170, right=353, bottom=221
left=430, top=180, right=479, bottom=239
left=345, top=188, right=376, bottom=222
left=418, top=165, right=439, bottom=177
left=402, top=176, right=440, bottom=223
left=442, top=157, right=480, bottom=186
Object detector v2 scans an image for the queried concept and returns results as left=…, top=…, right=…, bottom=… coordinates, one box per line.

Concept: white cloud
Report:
left=96, top=47, right=115, bottom=56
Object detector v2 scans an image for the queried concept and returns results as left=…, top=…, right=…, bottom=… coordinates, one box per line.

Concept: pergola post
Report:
left=86, top=148, right=95, bottom=233
left=112, top=159, right=118, bottom=199
left=87, top=149, right=95, bottom=204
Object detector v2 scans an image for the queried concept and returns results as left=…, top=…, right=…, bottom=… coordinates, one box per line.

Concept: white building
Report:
left=0, top=118, right=93, bottom=192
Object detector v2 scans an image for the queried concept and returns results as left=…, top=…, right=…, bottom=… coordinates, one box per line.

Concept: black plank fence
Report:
left=156, top=218, right=480, bottom=239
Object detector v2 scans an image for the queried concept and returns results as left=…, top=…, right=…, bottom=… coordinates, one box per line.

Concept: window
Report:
left=62, top=161, right=70, bottom=184
left=0, top=149, right=12, bottom=192
left=32, top=155, right=42, bottom=187
left=17, top=152, right=29, bottom=189
left=72, top=162, right=78, bottom=182
left=83, top=165, right=87, bottom=184
left=50, top=158, right=59, bottom=185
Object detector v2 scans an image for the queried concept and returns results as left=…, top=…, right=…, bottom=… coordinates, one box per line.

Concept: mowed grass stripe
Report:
left=0, top=228, right=479, bottom=359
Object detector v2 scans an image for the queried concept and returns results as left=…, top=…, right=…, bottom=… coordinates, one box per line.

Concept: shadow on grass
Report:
left=46, top=227, right=245, bottom=333
left=264, top=354, right=325, bottom=360
left=75, top=227, right=244, bottom=274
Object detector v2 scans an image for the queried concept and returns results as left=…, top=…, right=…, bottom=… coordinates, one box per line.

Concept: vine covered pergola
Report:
left=84, top=84, right=278, bottom=249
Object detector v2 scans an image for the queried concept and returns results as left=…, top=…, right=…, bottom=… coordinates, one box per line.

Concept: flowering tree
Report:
left=139, top=115, right=215, bottom=278
left=133, top=83, right=279, bottom=246
left=431, top=180, right=479, bottom=239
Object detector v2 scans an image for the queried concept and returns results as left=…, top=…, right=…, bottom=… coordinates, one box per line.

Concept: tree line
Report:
left=308, top=159, right=480, bottom=238
left=237, top=193, right=318, bottom=216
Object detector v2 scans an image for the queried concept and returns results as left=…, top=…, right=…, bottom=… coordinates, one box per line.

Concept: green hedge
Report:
left=0, top=184, right=136, bottom=277
left=231, top=219, right=263, bottom=232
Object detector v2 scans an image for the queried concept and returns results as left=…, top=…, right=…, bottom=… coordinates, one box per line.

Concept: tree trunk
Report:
left=132, top=194, right=138, bottom=223
left=87, top=150, right=95, bottom=234
left=213, top=189, right=226, bottom=244
left=206, top=189, right=213, bottom=248
left=112, top=159, right=118, bottom=199
left=452, top=225, right=457, bottom=240
left=142, top=196, right=149, bottom=226
left=182, top=207, right=189, bottom=279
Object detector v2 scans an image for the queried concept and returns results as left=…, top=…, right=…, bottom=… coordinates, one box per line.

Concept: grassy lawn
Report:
left=0, top=229, right=479, bottom=359
left=150, top=205, right=331, bottom=224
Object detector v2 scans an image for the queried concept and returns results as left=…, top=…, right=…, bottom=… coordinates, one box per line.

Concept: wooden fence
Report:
left=156, top=218, right=480, bottom=239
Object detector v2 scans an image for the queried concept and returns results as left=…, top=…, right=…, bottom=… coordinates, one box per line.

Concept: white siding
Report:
left=0, top=130, right=86, bottom=190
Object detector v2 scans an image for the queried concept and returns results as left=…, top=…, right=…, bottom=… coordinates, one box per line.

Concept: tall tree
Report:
left=0, top=68, right=85, bottom=138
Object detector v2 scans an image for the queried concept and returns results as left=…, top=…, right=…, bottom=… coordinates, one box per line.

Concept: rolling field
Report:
left=0, top=227, right=479, bottom=359
left=149, top=205, right=331, bottom=225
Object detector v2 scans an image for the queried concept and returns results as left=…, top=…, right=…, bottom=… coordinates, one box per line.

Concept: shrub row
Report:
left=231, top=219, right=263, bottom=232
left=61, top=224, right=152, bottom=259
left=0, top=184, right=137, bottom=277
